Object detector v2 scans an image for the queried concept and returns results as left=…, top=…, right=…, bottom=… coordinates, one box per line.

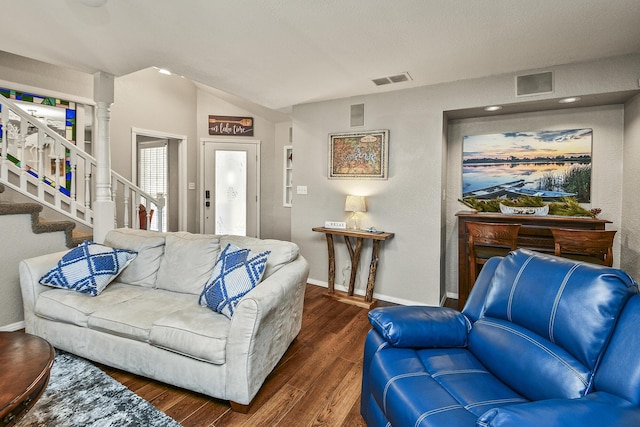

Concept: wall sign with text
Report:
left=208, top=115, right=254, bottom=136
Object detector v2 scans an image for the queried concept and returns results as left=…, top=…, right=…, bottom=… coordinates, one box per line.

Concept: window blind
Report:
left=138, top=141, right=167, bottom=231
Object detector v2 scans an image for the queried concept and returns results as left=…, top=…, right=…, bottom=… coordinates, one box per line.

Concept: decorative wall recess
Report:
left=283, top=145, right=292, bottom=207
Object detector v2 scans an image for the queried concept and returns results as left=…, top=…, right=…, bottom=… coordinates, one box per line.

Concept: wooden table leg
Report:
left=365, top=240, right=382, bottom=302
left=325, top=234, right=335, bottom=295
left=344, top=236, right=363, bottom=296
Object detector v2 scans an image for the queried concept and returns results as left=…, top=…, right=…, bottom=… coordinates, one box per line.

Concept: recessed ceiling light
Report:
left=484, top=105, right=503, bottom=112
left=559, top=96, right=581, bottom=104
left=158, top=68, right=172, bottom=76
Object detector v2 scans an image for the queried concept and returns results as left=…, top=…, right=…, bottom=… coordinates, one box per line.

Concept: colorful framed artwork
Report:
left=462, top=128, right=592, bottom=202
left=328, top=129, right=389, bottom=179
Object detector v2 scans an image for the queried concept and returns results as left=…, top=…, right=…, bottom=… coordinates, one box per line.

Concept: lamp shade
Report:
left=345, top=195, right=367, bottom=212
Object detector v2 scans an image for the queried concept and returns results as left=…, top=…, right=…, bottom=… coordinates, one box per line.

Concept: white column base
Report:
left=92, top=199, right=115, bottom=243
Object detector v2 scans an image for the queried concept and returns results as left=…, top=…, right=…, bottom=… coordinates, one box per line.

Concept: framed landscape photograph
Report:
left=462, top=128, right=592, bottom=202
left=328, top=129, right=389, bottom=179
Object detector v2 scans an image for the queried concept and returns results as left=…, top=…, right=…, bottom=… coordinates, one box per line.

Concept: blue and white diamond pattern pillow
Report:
left=199, top=243, right=270, bottom=318
left=39, top=240, right=137, bottom=296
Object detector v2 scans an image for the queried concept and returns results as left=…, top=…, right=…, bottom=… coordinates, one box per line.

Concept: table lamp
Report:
left=345, top=195, right=366, bottom=229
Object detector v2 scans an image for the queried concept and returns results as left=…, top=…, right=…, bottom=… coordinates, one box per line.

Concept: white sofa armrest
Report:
left=19, top=250, right=68, bottom=327
left=225, top=254, right=309, bottom=405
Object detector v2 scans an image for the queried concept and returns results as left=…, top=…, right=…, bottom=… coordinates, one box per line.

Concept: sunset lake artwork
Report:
left=462, top=128, right=592, bottom=202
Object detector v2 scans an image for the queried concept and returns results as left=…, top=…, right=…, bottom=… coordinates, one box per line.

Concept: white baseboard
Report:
left=307, top=277, right=430, bottom=307
left=0, top=320, right=25, bottom=331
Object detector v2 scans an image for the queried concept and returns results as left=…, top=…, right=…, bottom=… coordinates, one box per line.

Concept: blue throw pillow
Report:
left=199, top=243, right=270, bottom=318
left=39, top=240, right=137, bottom=296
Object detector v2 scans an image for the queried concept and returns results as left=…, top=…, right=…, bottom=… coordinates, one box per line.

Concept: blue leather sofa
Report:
left=361, top=249, right=640, bottom=426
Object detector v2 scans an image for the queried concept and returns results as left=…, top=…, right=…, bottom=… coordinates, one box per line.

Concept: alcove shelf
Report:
left=283, top=145, right=293, bottom=207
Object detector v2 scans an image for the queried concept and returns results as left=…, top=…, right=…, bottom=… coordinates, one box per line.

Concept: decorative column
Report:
left=92, top=71, right=116, bottom=243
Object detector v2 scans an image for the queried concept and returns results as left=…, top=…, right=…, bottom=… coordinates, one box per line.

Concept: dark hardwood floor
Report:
left=99, top=284, right=402, bottom=426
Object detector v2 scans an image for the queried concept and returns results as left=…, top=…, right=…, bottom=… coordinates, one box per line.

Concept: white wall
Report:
left=0, top=52, right=292, bottom=238
left=0, top=51, right=93, bottom=100
left=622, top=94, right=640, bottom=279
left=196, top=89, right=292, bottom=240
left=0, top=214, right=68, bottom=329
left=446, top=105, right=625, bottom=296
left=3, top=50, right=640, bottom=306
left=111, top=68, right=199, bottom=232
left=292, top=90, right=442, bottom=306
left=292, top=54, right=640, bottom=306
left=273, top=122, right=293, bottom=241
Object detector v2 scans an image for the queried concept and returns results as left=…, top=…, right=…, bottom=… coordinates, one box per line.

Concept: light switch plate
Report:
left=325, top=221, right=346, bottom=229
left=297, top=185, right=308, bottom=194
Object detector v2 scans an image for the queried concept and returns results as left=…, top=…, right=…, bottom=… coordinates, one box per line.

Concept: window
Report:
left=137, top=140, right=167, bottom=231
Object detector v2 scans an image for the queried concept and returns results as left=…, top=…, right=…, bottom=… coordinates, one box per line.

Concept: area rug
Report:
left=17, top=350, right=181, bottom=427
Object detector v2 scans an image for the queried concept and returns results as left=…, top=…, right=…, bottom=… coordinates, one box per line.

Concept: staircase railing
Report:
left=0, top=94, right=164, bottom=231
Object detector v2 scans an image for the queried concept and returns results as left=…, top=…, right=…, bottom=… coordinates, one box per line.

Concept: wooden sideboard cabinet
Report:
left=456, top=211, right=611, bottom=308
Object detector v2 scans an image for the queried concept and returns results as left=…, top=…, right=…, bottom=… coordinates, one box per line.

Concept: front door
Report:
left=202, top=141, right=259, bottom=237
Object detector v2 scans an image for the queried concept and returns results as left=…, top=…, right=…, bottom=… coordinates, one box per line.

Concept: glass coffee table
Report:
left=0, top=332, right=55, bottom=426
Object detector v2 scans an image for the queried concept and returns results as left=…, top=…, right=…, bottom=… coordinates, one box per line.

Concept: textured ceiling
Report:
left=2, top=0, right=640, bottom=111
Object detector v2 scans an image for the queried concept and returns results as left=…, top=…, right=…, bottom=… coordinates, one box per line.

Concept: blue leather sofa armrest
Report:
left=477, top=392, right=640, bottom=427
left=368, top=305, right=469, bottom=348
left=462, top=256, right=502, bottom=322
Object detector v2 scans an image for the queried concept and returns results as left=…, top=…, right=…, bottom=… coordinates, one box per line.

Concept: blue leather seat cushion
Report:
left=483, top=249, right=635, bottom=369
left=469, top=317, right=592, bottom=401
left=369, top=348, right=527, bottom=426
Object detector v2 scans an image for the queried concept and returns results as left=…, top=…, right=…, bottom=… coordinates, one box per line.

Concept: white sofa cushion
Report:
left=87, top=290, right=195, bottom=342
left=150, top=307, right=230, bottom=364
left=220, top=235, right=298, bottom=279
left=155, top=233, right=221, bottom=294
left=104, top=228, right=166, bottom=288
left=34, top=283, right=149, bottom=327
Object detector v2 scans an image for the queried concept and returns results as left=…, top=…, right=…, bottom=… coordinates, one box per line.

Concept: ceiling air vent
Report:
left=372, top=72, right=412, bottom=86
left=372, top=77, right=392, bottom=86
left=389, top=73, right=410, bottom=83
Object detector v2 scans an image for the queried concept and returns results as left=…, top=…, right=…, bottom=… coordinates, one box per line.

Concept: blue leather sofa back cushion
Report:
left=483, top=249, right=635, bottom=369
left=469, top=249, right=636, bottom=400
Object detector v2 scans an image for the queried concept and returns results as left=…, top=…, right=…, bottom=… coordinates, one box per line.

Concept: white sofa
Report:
left=19, top=228, right=309, bottom=411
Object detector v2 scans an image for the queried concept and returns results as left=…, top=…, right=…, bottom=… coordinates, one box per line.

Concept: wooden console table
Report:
left=312, top=227, right=394, bottom=309
left=456, top=211, right=611, bottom=308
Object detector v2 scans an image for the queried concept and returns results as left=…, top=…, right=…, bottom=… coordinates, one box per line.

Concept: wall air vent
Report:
left=350, top=103, right=365, bottom=127
left=516, top=71, right=553, bottom=96
left=372, top=72, right=412, bottom=86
